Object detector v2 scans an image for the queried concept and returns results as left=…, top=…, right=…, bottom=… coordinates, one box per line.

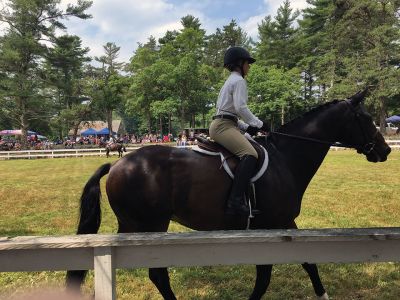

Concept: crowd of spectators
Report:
left=0, top=130, right=201, bottom=151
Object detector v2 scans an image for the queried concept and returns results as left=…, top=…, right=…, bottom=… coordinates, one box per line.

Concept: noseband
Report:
left=271, top=100, right=378, bottom=155
left=344, top=100, right=377, bottom=155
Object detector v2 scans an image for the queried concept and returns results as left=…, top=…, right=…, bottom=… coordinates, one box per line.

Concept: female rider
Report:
left=209, top=46, right=269, bottom=216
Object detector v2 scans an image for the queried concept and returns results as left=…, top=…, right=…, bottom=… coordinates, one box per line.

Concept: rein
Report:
left=270, top=100, right=378, bottom=155
left=270, top=131, right=351, bottom=148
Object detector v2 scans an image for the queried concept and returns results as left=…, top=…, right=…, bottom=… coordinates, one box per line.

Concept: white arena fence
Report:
left=0, top=140, right=399, bottom=160
left=0, top=228, right=400, bottom=300
left=0, top=146, right=141, bottom=160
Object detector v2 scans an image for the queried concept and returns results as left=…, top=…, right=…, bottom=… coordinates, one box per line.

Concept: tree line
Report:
left=0, top=0, right=399, bottom=147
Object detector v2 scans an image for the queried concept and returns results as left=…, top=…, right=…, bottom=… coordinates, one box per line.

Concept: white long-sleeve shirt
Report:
left=216, top=72, right=263, bottom=131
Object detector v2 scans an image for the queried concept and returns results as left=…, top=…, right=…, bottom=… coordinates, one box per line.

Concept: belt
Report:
left=212, top=115, right=238, bottom=122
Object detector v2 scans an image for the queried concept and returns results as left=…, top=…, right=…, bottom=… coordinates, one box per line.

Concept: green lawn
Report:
left=0, top=151, right=400, bottom=299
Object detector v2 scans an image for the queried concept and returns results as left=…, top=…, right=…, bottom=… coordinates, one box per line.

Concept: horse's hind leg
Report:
left=65, top=270, right=87, bottom=294
left=149, top=268, right=177, bottom=300
left=302, top=263, right=329, bottom=299
left=248, top=264, right=273, bottom=300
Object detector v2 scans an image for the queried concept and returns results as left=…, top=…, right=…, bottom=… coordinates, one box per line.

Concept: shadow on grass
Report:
left=0, top=228, right=35, bottom=237
left=172, top=265, right=256, bottom=300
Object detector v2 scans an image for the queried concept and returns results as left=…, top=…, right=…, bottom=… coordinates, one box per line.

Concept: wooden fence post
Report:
left=94, top=246, right=115, bottom=300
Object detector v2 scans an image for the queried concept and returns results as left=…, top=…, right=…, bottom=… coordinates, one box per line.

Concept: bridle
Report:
left=270, top=100, right=378, bottom=155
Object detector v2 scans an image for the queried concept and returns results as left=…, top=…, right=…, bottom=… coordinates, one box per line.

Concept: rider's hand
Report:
left=246, top=126, right=259, bottom=136
left=260, top=121, right=270, bottom=133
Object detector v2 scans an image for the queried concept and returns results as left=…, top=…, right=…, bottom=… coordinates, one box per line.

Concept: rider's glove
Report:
left=260, top=121, right=270, bottom=133
left=246, top=126, right=259, bottom=136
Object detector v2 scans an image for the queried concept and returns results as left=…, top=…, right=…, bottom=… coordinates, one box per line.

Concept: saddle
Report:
left=193, top=135, right=269, bottom=219
left=194, top=135, right=268, bottom=182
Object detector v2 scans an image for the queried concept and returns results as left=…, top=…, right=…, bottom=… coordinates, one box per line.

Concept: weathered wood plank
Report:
left=94, top=247, right=115, bottom=300
left=1, top=237, right=399, bottom=272
left=1, top=228, right=400, bottom=250
left=0, top=248, right=92, bottom=272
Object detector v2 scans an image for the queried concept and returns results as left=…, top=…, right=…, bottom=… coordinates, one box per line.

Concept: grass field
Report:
left=0, top=150, right=400, bottom=299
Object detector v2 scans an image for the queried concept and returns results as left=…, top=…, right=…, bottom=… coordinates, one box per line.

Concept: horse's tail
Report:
left=66, top=163, right=111, bottom=291
left=123, top=145, right=126, bottom=152
left=76, top=163, right=111, bottom=234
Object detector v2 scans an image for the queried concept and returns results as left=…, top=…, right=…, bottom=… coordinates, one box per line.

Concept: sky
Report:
left=2, top=0, right=310, bottom=62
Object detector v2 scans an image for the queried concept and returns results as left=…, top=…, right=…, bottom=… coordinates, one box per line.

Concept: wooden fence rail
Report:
left=1, top=228, right=400, bottom=300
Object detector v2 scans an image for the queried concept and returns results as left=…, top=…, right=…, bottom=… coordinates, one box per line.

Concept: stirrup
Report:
left=225, top=203, right=250, bottom=216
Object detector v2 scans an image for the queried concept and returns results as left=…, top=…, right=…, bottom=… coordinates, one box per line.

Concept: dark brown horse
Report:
left=105, top=142, right=126, bottom=158
left=66, top=91, right=391, bottom=299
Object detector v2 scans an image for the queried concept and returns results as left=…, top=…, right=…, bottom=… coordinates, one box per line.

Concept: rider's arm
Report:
left=237, top=120, right=248, bottom=131
left=233, top=79, right=263, bottom=128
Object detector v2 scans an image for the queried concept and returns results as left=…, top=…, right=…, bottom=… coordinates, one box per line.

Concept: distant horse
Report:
left=66, top=91, right=391, bottom=300
left=0, top=142, right=14, bottom=151
left=105, top=143, right=126, bottom=158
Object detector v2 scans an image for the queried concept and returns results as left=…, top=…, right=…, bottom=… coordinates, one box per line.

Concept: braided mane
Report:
left=278, top=100, right=341, bottom=133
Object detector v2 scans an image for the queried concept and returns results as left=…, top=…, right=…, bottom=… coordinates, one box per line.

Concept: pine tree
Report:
left=257, top=0, right=300, bottom=70
left=297, top=0, right=335, bottom=102
left=94, top=42, right=126, bottom=136
left=0, top=0, right=92, bottom=146
left=328, top=0, right=400, bottom=131
left=45, top=35, right=91, bottom=139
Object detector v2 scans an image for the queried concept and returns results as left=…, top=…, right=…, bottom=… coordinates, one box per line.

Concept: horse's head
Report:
left=340, top=90, right=391, bottom=162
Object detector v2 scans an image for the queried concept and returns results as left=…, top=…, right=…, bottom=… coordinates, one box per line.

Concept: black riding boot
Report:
left=225, top=155, right=258, bottom=216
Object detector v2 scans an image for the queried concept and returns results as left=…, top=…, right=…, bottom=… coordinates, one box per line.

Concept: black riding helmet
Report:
left=223, top=46, right=256, bottom=77
left=223, top=46, right=256, bottom=67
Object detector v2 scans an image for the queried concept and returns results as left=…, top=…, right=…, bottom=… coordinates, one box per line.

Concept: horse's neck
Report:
left=274, top=103, right=344, bottom=194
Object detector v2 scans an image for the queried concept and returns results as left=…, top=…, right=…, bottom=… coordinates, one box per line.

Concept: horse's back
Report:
left=105, top=145, right=241, bottom=230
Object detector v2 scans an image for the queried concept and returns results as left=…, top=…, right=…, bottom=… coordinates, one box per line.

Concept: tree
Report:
left=128, top=36, right=158, bottom=73
left=257, top=0, right=300, bottom=70
left=0, top=0, right=92, bottom=147
left=181, top=15, right=203, bottom=31
left=126, top=60, right=175, bottom=133
left=93, top=42, right=125, bottom=136
left=173, top=16, right=216, bottom=129
left=0, top=94, right=14, bottom=129
left=297, top=0, right=335, bottom=102
left=247, top=65, right=302, bottom=128
left=45, top=34, right=90, bottom=138
left=327, top=0, right=400, bottom=133
left=204, top=20, right=252, bottom=68
left=150, top=97, right=179, bottom=135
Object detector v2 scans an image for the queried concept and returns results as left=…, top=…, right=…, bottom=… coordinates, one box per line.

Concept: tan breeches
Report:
left=209, top=119, right=258, bottom=159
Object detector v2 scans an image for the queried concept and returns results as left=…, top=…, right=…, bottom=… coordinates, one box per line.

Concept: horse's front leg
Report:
left=289, top=221, right=329, bottom=299
left=302, top=263, right=329, bottom=299
left=248, top=264, right=272, bottom=300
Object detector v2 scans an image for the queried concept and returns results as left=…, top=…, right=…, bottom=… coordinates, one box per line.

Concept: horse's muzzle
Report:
left=366, top=144, right=391, bottom=162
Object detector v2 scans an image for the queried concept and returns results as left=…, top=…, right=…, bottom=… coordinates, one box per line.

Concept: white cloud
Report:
left=240, top=15, right=265, bottom=41
left=264, top=0, right=308, bottom=13
left=2, top=0, right=310, bottom=62
left=242, top=0, right=309, bottom=40
left=61, top=0, right=208, bottom=62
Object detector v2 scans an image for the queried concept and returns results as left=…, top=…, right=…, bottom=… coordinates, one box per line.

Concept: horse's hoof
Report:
left=317, top=292, right=329, bottom=300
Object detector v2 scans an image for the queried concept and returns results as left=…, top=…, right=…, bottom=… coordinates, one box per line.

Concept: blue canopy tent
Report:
left=386, top=115, right=400, bottom=123
left=36, top=134, right=48, bottom=140
left=81, top=128, right=97, bottom=136
left=96, top=128, right=116, bottom=135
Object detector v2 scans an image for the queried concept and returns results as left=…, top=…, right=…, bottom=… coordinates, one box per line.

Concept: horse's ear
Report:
left=349, top=87, right=369, bottom=106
